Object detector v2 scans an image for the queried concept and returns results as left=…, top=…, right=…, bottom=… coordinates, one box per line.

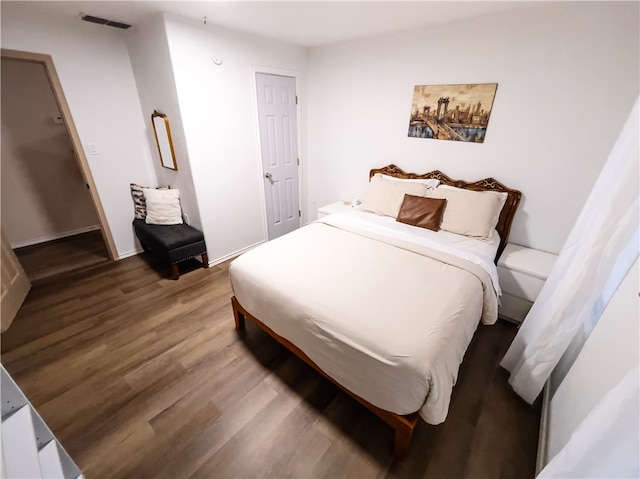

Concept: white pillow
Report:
left=435, top=185, right=507, bottom=240
left=437, top=184, right=507, bottom=210
left=375, top=173, right=440, bottom=189
left=363, top=175, right=429, bottom=218
left=429, top=186, right=503, bottom=239
left=144, top=188, right=183, bottom=225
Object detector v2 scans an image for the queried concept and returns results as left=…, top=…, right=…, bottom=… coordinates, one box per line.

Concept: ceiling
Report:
left=8, top=1, right=537, bottom=47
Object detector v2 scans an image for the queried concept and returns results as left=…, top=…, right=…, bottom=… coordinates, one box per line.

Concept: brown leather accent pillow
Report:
left=396, top=194, right=446, bottom=231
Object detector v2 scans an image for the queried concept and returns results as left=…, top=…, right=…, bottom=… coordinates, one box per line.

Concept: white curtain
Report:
left=500, top=98, right=639, bottom=403
left=537, top=368, right=639, bottom=478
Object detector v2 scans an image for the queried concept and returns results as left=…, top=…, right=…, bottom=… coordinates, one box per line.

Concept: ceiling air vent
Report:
left=80, top=14, right=131, bottom=29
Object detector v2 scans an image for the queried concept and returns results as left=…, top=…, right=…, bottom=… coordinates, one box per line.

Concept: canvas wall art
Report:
left=408, top=83, right=498, bottom=143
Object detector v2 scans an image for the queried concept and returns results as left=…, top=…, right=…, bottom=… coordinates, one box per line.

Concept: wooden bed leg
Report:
left=170, top=263, right=180, bottom=280
left=202, top=252, right=209, bottom=268
left=232, top=297, right=245, bottom=331
left=235, top=311, right=246, bottom=331
left=394, top=426, right=414, bottom=460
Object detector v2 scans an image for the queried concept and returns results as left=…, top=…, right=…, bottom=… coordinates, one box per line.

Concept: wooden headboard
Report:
left=369, top=164, right=522, bottom=261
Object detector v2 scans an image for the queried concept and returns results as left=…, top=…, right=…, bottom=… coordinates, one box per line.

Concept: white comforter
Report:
left=230, top=210, right=500, bottom=424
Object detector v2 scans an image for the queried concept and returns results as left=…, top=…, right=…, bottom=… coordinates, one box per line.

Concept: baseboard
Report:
left=208, top=240, right=266, bottom=267
left=535, top=379, right=552, bottom=475
left=118, top=248, right=144, bottom=260
left=11, top=225, right=101, bottom=249
left=120, top=241, right=265, bottom=266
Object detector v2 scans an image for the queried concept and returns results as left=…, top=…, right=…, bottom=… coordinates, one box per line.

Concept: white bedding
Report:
left=325, top=209, right=502, bottom=295
left=230, top=210, right=500, bottom=424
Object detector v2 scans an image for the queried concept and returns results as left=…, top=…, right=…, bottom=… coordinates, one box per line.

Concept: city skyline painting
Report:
left=408, top=83, right=498, bottom=143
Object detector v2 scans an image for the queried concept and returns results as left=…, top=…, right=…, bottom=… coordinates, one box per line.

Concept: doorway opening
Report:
left=1, top=49, right=116, bottom=283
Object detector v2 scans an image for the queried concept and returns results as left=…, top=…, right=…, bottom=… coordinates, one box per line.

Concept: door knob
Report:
left=265, top=172, right=272, bottom=179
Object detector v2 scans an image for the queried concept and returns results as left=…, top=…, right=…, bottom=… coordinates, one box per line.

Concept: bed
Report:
left=229, top=164, right=521, bottom=458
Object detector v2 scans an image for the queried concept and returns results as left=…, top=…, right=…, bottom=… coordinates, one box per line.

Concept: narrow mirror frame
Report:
left=151, top=110, right=178, bottom=171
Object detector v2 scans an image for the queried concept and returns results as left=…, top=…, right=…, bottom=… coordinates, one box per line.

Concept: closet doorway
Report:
left=1, top=49, right=116, bottom=284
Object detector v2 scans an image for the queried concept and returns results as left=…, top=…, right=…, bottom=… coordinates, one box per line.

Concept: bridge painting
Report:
left=408, top=83, right=498, bottom=143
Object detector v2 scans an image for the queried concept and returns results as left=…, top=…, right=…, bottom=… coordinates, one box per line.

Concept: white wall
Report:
left=1, top=4, right=157, bottom=258
left=546, top=258, right=639, bottom=462
left=4, top=2, right=636, bottom=260
left=306, top=2, right=639, bottom=254
left=126, top=14, right=202, bottom=233
left=1, top=59, right=99, bottom=247
left=163, top=15, right=308, bottom=263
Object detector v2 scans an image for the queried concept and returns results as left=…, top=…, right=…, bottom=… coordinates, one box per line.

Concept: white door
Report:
left=256, top=73, right=300, bottom=240
left=1, top=232, right=30, bottom=332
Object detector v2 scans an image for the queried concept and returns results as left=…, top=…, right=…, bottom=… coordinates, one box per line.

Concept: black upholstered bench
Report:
left=133, top=219, right=208, bottom=279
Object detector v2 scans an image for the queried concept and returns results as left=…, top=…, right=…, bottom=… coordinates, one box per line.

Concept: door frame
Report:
left=1, top=48, right=117, bottom=260
left=251, top=66, right=304, bottom=241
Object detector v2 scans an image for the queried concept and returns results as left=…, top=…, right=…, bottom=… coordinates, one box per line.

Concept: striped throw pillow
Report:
left=130, top=183, right=169, bottom=220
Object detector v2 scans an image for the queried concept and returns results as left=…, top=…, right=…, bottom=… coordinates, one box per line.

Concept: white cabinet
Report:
left=317, top=201, right=353, bottom=220
left=498, top=243, right=558, bottom=323
left=1, top=366, right=82, bottom=479
left=2, top=406, right=42, bottom=479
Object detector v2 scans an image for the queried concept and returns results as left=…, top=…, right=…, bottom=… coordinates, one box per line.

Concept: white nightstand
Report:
left=317, top=201, right=353, bottom=220
left=497, top=243, right=558, bottom=323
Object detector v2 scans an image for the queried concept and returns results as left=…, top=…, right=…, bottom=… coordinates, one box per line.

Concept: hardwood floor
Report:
left=1, top=254, right=540, bottom=478
left=13, top=229, right=110, bottom=282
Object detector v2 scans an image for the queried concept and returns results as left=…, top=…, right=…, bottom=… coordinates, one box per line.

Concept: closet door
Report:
left=256, top=72, right=300, bottom=240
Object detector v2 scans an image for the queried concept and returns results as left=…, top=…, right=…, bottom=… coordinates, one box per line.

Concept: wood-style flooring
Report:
left=1, top=254, right=540, bottom=478
left=14, top=229, right=110, bottom=282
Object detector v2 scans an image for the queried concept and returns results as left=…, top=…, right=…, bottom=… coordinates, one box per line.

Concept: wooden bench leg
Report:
left=202, top=252, right=209, bottom=268
left=170, top=263, right=180, bottom=280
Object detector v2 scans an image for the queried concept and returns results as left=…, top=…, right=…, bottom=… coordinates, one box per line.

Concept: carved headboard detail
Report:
left=369, top=164, right=522, bottom=261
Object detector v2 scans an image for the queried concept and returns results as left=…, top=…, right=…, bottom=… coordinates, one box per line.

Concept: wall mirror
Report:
left=151, top=110, right=178, bottom=171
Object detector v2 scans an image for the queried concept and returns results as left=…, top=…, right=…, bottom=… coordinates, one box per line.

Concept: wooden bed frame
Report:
left=232, top=297, right=419, bottom=458
left=232, top=165, right=522, bottom=459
